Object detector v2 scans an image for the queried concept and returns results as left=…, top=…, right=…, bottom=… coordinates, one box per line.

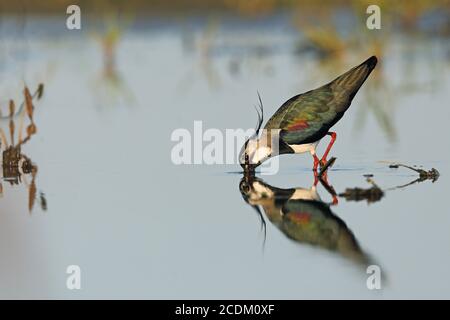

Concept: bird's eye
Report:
left=240, top=181, right=250, bottom=194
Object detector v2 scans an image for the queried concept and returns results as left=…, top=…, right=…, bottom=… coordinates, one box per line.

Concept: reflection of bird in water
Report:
left=0, top=85, right=46, bottom=213
left=240, top=56, right=377, bottom=174
left=239, top=174, right=372, bottom=266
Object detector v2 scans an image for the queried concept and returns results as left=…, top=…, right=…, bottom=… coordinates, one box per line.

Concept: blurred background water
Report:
left=0, top=0, right=449, bottom=298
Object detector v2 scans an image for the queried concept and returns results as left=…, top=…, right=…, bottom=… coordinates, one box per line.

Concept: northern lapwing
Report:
left=240, top=56, right=378, bottom=173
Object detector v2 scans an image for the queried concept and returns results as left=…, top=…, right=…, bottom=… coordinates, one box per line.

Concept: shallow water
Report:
left=0, top=13, right=449, bottom=298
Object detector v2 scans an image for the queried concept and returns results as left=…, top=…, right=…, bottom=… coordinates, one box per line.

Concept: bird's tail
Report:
left=330, top=56, right=377, bottom=109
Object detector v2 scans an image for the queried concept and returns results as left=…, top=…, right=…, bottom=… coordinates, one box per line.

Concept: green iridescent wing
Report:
left=265, top=85, right=341, bottom=145
left=264, top=56, right=377, bottom=145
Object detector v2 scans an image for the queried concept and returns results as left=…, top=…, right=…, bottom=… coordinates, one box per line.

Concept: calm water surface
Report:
left=0, top=15, right=449, bottom=298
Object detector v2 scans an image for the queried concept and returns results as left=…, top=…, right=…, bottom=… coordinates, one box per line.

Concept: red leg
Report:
left=313, top=153, right=320, bottom=171
left=320, top=132, right=337, bottom=166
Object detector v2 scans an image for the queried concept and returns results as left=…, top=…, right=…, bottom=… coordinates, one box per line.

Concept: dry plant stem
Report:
left=24, top=87, right=35, bottom=122
left=17, top=108, right=26, bottom=144
left=318, top=157, right=336, bottom=178
left=0, top=128, right=8, bottom=148
left=0, top=83, right=46, bottom=213
left=392, top=163, right=440, bottom=182
left=0, top=83, right=44, bottom=120
left=319, top=177, right=338, bottom=198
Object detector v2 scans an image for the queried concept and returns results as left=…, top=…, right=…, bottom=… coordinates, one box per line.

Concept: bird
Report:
left=240, top=56, right=378, bottom=173
left=239, top=175, right=372, bottom=266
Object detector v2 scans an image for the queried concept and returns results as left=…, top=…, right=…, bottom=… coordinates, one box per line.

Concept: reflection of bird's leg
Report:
left=320, top=132, right=336, bottom=167
left=319, top=175, right=339, bottom=205
left=312, top=150, right=320, bottom=171
left=313, top=170, right=319, bottom=186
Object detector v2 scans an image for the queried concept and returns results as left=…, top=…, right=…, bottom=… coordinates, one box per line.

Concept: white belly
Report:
left=291, top=186, right=321, bottom=201
left=289, top=141, right=320, bottom=155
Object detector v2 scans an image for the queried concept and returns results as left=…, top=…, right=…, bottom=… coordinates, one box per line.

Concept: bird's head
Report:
left=239, top=92, right=271, bottom=173
left=239, top=136, right=272, bottom=172
left=239, top=176, right=273, bottom=204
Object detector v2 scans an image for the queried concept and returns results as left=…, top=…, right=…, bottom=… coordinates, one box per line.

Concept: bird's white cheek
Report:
left=250, top=147, right=270, bottom=164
